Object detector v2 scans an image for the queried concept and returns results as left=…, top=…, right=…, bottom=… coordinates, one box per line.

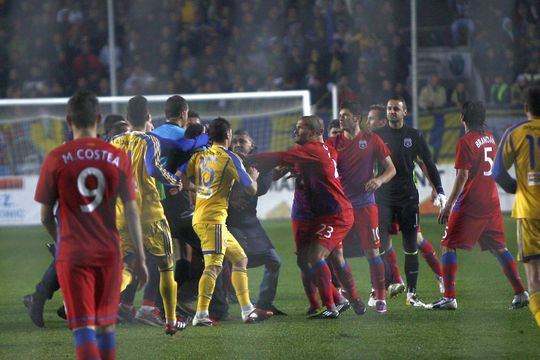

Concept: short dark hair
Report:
left=127, top=95, right=148, bottom=127
left=299, top=115, right=323, bottom=134
left=526, top=86, right=540, bottom=116
left=340, top=101, right=362, bottom=116
left=165, top=95, right=188, bottom=119
left=233, top=129, right=254, bottom=141
left=188, top=110, right=200, bottom=119
left=185, top=123, right=204, bottom=139
left=327, top=119, right=340, bottom=132
left=387, top=96, right=407, bottom=110
left=368, top=104, right=386, bottom=119
left=461, top=100, right=486, bottom=131
left=67, top=90, right=99, bottom=129
left=104, top=114, right=126, bottom=132
left=208, top=117, right=231, bottom=142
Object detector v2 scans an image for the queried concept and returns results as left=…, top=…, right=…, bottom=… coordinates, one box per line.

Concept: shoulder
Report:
left=500, top=120, right=529, bottom=145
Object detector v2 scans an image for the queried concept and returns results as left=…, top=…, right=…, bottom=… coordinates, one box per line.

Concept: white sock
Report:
left=195, top=310, right=209, bottom=319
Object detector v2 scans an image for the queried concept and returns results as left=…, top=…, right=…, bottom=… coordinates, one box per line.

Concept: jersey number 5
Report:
left=483, top=147, right=494, bottom=176
left=77, top=167, right=105, bottom=213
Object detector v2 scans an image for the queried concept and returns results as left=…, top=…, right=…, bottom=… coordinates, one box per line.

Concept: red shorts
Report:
left=313, top=209, right=353, bottom=252
left=292, top=209, right=353, bottom=253
left=56, top=258, right=122, bottom=329
left=350, top=205, right=380, bottom=250
left=441, top=210, right=506, bottom=251
left=390, top=220, right=422, bottom=235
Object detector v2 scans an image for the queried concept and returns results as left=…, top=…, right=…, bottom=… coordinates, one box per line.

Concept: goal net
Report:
left=0, top=90, right=311, bottom=176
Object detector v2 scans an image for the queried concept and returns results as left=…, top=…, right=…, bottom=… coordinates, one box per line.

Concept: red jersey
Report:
left=35, top=138, right=136, bottom=265
left=453, top=130, right=500, bottom=218
left=327, top=131, right=391, bottom=208
left=255, top=140, right=352, bottom=218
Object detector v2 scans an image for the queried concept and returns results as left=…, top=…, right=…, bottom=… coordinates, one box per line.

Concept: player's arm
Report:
left=227, top=150, right=258, bottom=195
left=438, top=168, right=468, bottom=224
left=365, top=156, right=396, bottom=192
left=417, top=157, right=438, bottom=200
left=418, top=135, right=446, bottom=200
left=143, top=134, right=182, bottom=188
left=493, top=129, right=518, bottom=194
left=40, top=204, right=57, bottom=241
left=365, top=135, right=396, bottom=191
left=256, top=170, right=274, bottom=196
left=123, top=199, right=148, bottom=290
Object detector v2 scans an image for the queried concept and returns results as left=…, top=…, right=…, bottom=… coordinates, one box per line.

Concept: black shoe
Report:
left=23, top=294, right=45, bottom=327
left=351, top=299, right=367, bottom=315
left=335, top=300, right=351, bottom=314
left=258, top=305, right=287, bottom=316
left=57, top=305, right=67, bottom=320
left=307, top=309, right=339, bottom=319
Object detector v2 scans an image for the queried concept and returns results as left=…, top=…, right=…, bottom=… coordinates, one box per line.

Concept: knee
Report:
left=266, top=256, right=281, bottom=272
left=233, top=257, right=248, bottom=270
left=96, top=324, right=115, bottom=334
left=204, top=265, right=223, bottom=279
left=365, top=248, right=379, bottom=259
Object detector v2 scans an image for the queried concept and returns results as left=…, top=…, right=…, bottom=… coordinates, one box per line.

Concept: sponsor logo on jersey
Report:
left=358, top=140, right=367, bottom=149
left=404, top=138, right=412, bottom=148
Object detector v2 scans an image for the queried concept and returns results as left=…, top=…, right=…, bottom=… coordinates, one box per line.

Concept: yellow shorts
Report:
left=193, top=223, right=247, bottom=266
left=120, top=219, right=174, bottom=258
left=516, top=218, right=540, bottom=262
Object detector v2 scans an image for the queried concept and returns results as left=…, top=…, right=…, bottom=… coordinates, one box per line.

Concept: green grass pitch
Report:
left=1, top=216, right=539, bottom=359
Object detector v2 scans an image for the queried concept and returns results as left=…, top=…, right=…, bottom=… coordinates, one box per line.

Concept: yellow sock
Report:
left=120, top=269, right=132, bottom=292
left=197, top=270, right=217, bottom=312
left=530, top=291, right=540, bottom=327
left=159, top=270, right=177, bottom=323
left=231, top=267, right=251, bottom=307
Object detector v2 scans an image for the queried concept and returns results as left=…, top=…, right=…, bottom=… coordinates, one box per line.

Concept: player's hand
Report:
left=438, top=204, right=452, bottom=224
left=433, top=193, right=447, bottom=208
left=175, top=179, right=183, bottom=191
left=248, top=166, right=259, bottom=181
left=364, top=178, right=383, bottom=192
left=134, top=255, right=149, bottom=291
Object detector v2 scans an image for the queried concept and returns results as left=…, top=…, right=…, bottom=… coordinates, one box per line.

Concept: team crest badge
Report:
left=358, top=140, right=367, bottom=149
left=404, top=138, right=412, bottom=148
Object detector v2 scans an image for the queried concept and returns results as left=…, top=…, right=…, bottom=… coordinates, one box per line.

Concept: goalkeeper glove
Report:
left=433, top=193, right=447, bottom=208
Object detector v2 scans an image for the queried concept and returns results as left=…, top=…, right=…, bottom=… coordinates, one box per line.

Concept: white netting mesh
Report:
left=0, top=91, right=310, bottom=175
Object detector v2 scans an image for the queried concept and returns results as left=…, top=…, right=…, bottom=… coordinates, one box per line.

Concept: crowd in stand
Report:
left=1, top=0, right=540, bottom=112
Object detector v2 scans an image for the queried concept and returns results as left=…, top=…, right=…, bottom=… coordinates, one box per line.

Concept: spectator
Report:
left=450, top=81, right=470, bottom=108
left=122, top=64, right=156, bottom=95
left=419, top=75, right=447, bottom=111
left=490, top=75, right=511, bottom=105
left=511, top=74, right=529, bottom=106
left=72, top=39, right=102, bottom=79
left=393, top=82, right=412, bottom=108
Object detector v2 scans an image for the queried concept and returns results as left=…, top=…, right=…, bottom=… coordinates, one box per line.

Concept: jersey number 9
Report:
left=77, top=167, right=105, bottom=213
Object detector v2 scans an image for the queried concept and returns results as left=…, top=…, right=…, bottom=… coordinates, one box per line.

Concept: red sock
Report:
left=419, top=239, right=443, bottom=277
left=442, top=252, right=457, bottom=298
left=368, top=256, right=386, bottom=300
left=73, top=328, right=100, bottom=360
left=332, top=284, right=342, bottom=304
left=385, top=247, right=402, bottom=283
left=333, top=260, right=359, bottom=302
left=311, top=260, right=335, bottom=310
left=301, top=271, right=320, bottom=310
left=76, top=343, right=101, bottom=360
left=497, top=250, right=526, bottom=294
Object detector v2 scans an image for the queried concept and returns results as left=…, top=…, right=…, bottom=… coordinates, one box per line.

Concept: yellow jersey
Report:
left=495, top=118, right=540, bottom=219
left=185, top=145, right=253, bottom=224
left=111, top=131, right=181, bottom=226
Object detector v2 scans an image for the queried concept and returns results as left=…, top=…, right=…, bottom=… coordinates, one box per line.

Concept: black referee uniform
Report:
left=375, top=124, right=444, bottom=294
